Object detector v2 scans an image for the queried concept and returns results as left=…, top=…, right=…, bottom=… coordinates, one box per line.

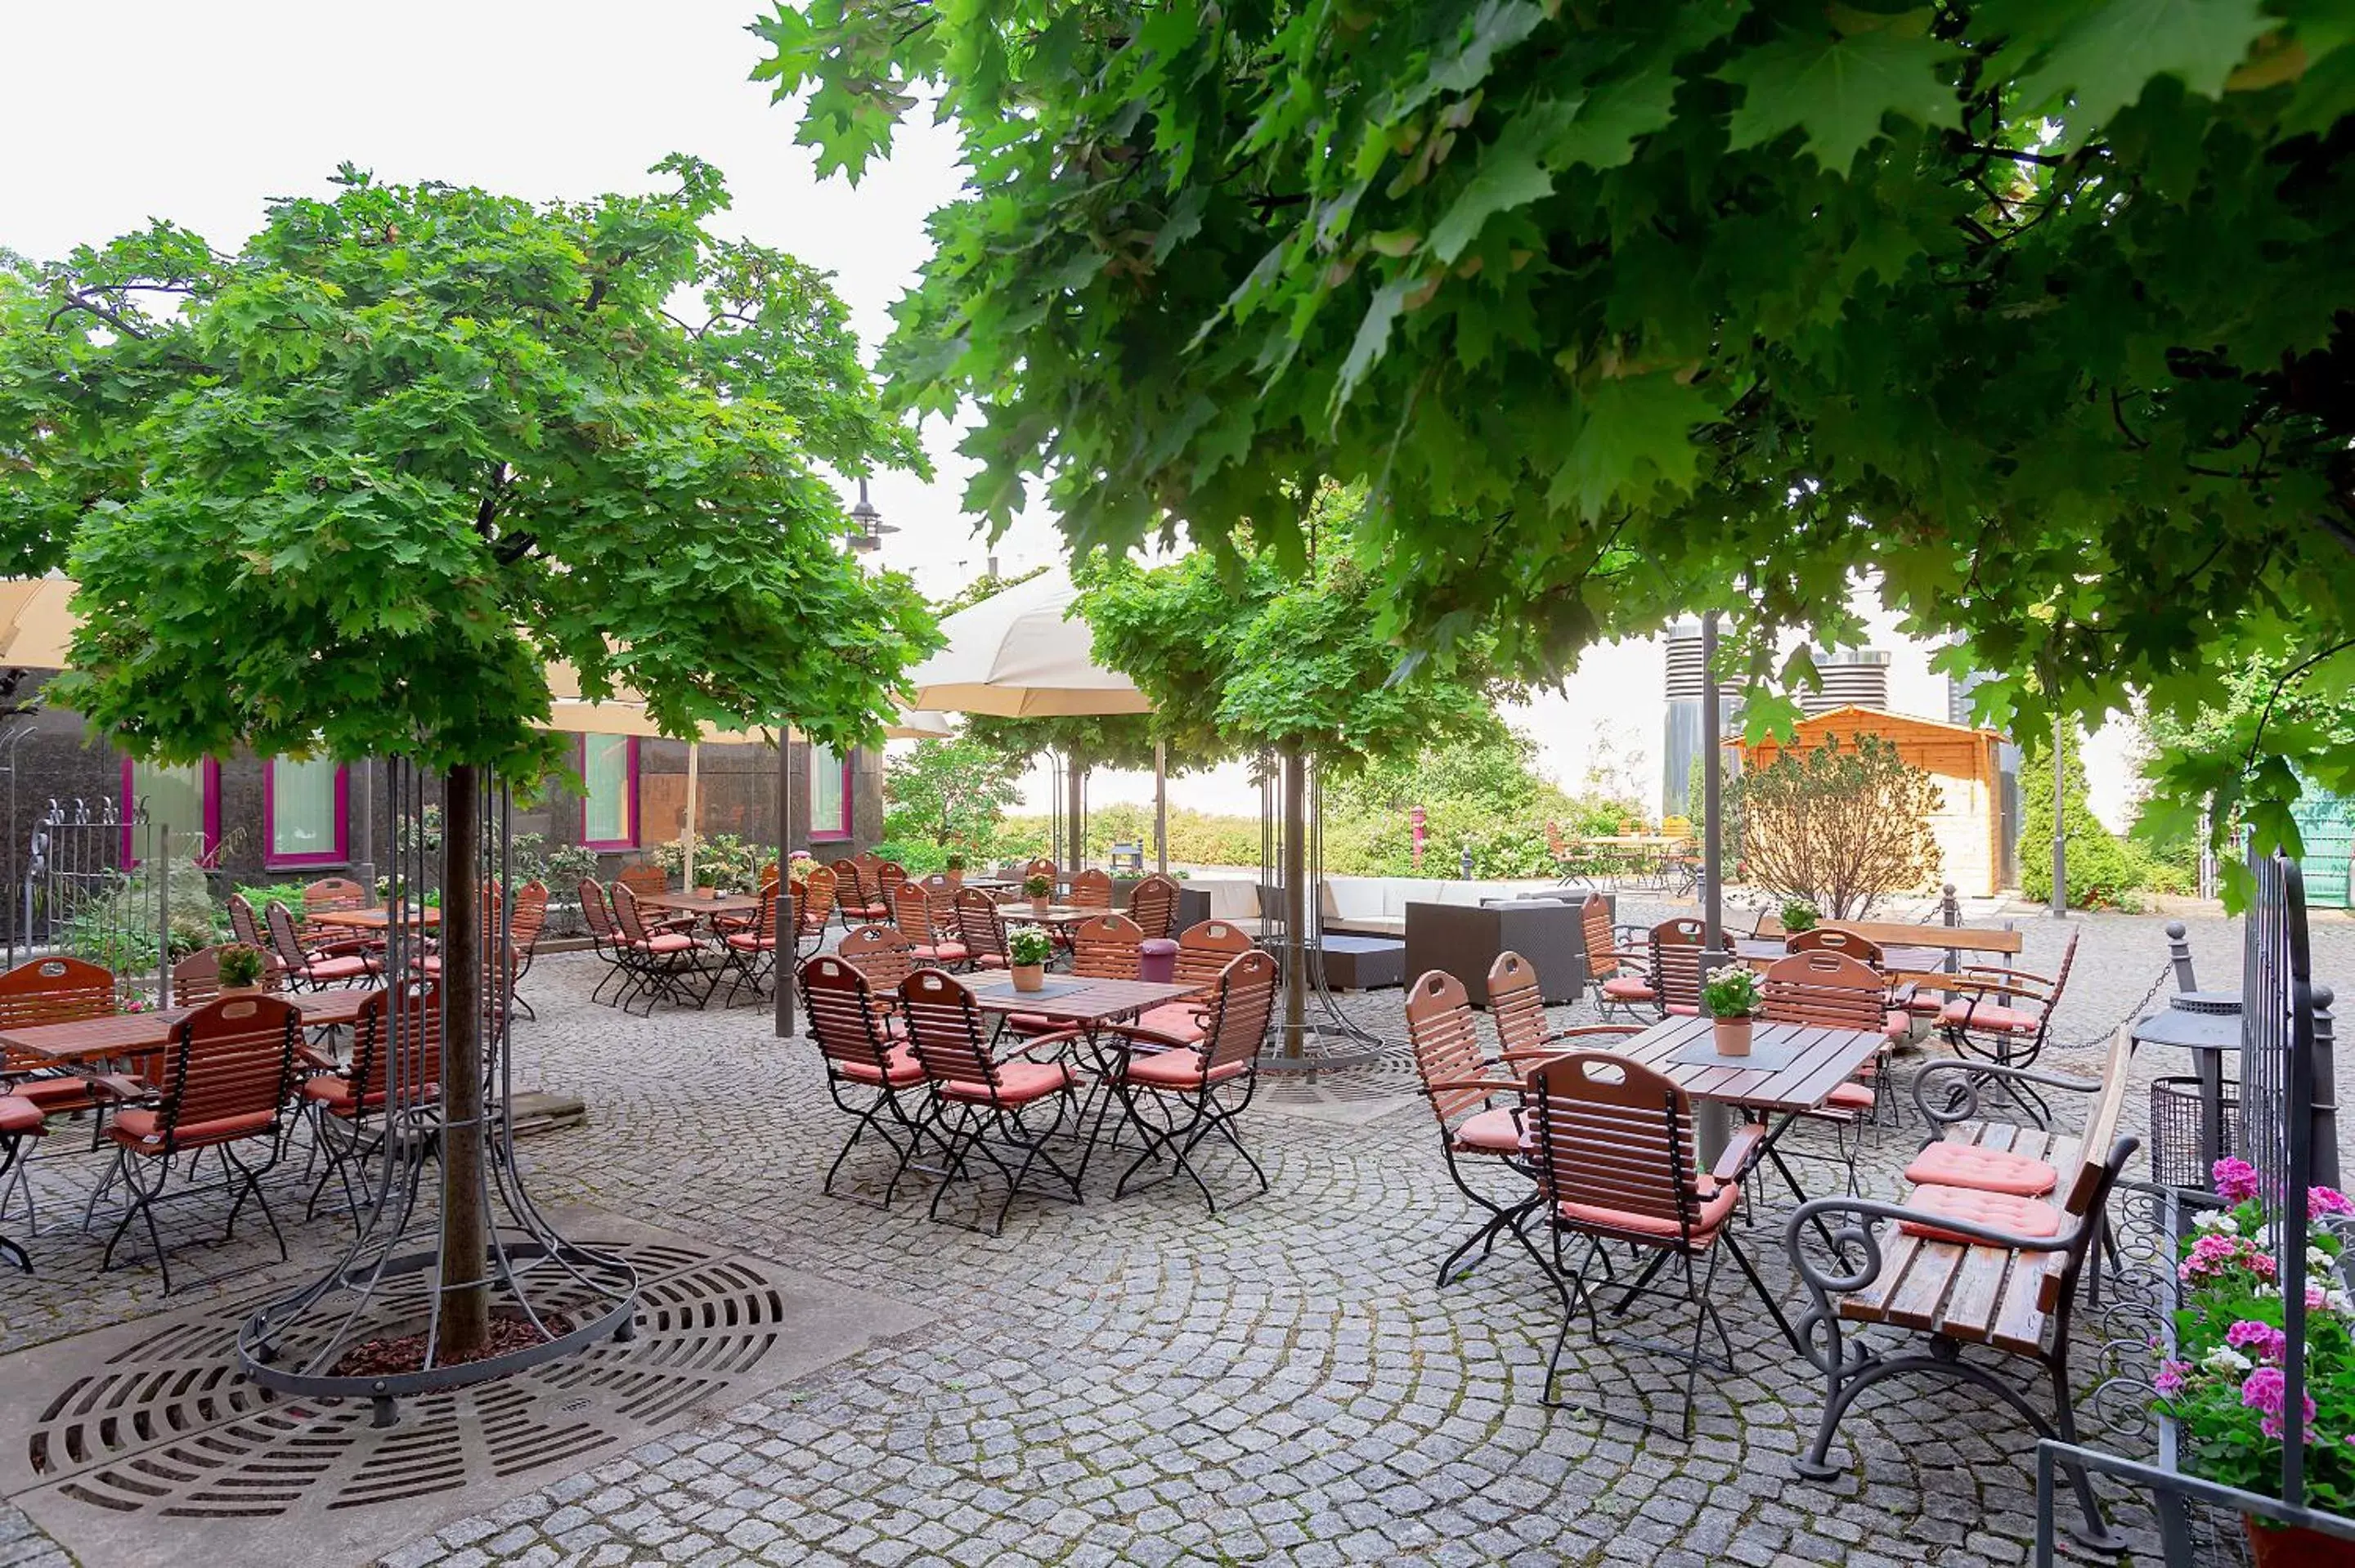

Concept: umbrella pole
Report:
left=682, top=742, right=701, bottom=888
left=1154, top=740, right=1168, bottom=874
left=1066, top=750, right=1086, bottom=885
left=774, top=733, right=795, bottom=1038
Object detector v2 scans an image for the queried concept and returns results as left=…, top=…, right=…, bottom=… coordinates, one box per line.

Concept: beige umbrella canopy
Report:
left=903, top=567, right=1151, bottom=717
left=0, top=577, right=77, bottom=669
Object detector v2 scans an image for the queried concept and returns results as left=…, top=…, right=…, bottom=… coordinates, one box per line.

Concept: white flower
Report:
left=2324, top=1288, right=2354, bottom=1318
left=2309, top=1246, right=2335, bottom=1273
left=2202, top=1346, right=2254, bottom=1376
left=2256, top=1284, right=2281, bottom=1299
left=2194, top=1210, right=2240, bottom=1234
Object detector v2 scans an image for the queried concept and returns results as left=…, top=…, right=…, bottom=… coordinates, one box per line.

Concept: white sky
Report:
left=0, top=2, right=2137, bottom=833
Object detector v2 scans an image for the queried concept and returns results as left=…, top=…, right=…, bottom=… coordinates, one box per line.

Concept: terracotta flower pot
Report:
left=1030, top=898, right=1051, bottom=916
left=1012, top=963, right=1046, bottom=994
left=945, top=870, right=964, bottom=889
left=219, top=983, right=264, bottom=997
left=2245, top=1516, right=2355, bottom=1568
left=1711, top=1015, right=1753, bottom=1056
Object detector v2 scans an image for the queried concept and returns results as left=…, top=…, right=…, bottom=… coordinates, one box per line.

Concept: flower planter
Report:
left=2245, top=1516, right=2355, bottom=1568
left=945, top=870, right=964, bottom=889
left=1011, top=963, right=1046, bottom=994
left=1711, top=1015, right=1753, bottom=1056
left=1030, top=898, right=1052, bottom=917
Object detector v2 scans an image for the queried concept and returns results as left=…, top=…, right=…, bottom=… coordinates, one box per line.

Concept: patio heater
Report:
left=238, top=763, right=639, bottom=1423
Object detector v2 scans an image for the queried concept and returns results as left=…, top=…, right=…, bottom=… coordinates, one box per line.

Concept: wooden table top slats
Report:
left=1613, top=1015, right=1882, bottom=1115
left=311, top=907, right=440, bottom=930
left=1753, top=919, right=2023, bottom=956
left=635, top=890, right=764, bottom=915
left=0, top=987, right=380, bottom=1065
left=960, top=974, right=1200, bottom=1025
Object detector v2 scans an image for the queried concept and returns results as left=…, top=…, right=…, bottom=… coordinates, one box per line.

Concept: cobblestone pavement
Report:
left=2, top=905, right=2348, bottom=1567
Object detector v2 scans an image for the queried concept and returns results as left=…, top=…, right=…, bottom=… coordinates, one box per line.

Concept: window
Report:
left=808, top=744, right=851, bottom=840
left=265, top=756, right=348, bottom=867
left=581, top=735, right=637, bottom=849
left=122, top=758, right=219, bottom=862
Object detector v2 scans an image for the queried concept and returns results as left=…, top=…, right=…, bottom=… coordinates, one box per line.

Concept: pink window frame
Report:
left=263, top=757, right=351, bottom=869
left=808, top=744, right=854, bottom=842
left=580, top=735, right=639, bottom=851
left=120, top=757, right=222, bottom=864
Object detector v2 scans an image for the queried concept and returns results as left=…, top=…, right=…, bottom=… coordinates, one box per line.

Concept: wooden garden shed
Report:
left=1734, top=706, right=2008, bottom=898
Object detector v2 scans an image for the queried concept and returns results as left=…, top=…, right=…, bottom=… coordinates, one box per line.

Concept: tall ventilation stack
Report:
left=1801, top=648, right=1891, bottom=715
left=1662, top=620, right=1707, bottom=820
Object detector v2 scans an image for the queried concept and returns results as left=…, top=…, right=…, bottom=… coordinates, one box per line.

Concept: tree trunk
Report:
left=439, top=767, right=489, bottom=1360
left=1065, top=750, right=1086, bottom=885
left=1281, top=744, right=1306, bottom=1058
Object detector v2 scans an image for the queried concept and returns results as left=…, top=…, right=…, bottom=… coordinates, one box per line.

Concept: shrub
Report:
left=1737, top=732, right=1942, bottom=919
left=2022, top=747, right=2187, bottom=909
left=868, top=839, right=950, bottom=874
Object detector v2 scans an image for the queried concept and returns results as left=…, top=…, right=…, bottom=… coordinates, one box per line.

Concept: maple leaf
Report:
left=1720, top=29, right=1963, bottom=172
left=2007, top=0, right=2279, bottom=139
left=1549, top=373, right=1718, bottom=520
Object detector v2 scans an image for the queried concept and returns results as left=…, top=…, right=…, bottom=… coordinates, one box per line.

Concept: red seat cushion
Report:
left=109, top=1106, right=276, bottom=1153
left=1897, top=1184, right=2062, bottom=1244
left=725, top=933, right=775, bottom=952
left=1938, top=998, right=2042, bottom=1033
left=9, top=1076, right=96, bottom=1117
left=0, top=1095, right=43, bottom=1135
left=911, top=943, right=969, bottom=965
left=1666, top=1003, right=1699, bottom=1018
left=1451, top=1104, right=1523, bottom=1154
left=974, top=954, right=1008, bottom=970
left=835, top=1044, right=925, bottom=1089
left=1904, top=1140, right=2060, bottom=1197
left=1600, top=975, right=1656, bottom=1001
left=303, top=1076, right=438, bottom=1116
left=635, top=933, right=697, bottom=954
left=938, top=1060, right=1075, bottom=1105
left=301, top=955, right=375, bottom=981
left=1134, top=1003, right=1206, bottom=1042
left=1003, top=1012, right=1057, bottom=1035
left=1118, top=1050, right=1245, bottom=1091
left=1883, top=1010, right=1911, bottom=1041
left=1557, top=1179, right=1739, bottom=1240
left=1824, top=1082, right=1875, bottom=1112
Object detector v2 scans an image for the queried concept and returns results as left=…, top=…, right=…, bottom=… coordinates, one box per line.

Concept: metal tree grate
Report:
left=1, top=1223, right=929, bottom=1568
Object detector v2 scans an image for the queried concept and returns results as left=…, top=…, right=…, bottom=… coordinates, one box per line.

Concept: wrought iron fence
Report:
left=2, top=796, right=210, bottom=1003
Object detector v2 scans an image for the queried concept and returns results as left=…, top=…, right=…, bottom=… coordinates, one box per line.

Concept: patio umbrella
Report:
left=902, top=568, right=1156, bottom=877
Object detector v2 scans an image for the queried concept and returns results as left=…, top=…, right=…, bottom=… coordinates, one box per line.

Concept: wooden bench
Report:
left=1785, top=1027, right=2137, bottom=1552
left=1753, top=914, right=2023, bottom=956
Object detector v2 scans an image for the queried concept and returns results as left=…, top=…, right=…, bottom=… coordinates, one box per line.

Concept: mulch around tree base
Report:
left=330, top=1312, right=571, bottom=1378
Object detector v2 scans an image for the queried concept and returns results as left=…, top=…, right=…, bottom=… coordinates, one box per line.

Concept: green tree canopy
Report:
left=11, top=157, right=939, bottom=777
left=884, top=731, right=1026, bottom=846
left=758, top=0, right=2355, bottom=876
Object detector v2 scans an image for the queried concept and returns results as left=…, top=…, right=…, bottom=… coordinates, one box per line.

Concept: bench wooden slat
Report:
left=1885, top=1237, right=1968, bottom=1330
left=1841, top=1230, right=1931, bottom=1320
left=1992, top=1254, right=2057, bottom=1354
left=1934, top=1244, right=2016, bottom=1342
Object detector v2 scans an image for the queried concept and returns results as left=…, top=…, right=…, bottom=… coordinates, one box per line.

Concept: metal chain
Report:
left=2050, top=963, right=2173, bottom=1056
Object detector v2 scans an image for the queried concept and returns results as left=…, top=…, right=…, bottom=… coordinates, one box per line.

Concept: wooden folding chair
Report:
left=1097, top=950, right=1279, bottom=1214
left=899, top=969, right=1084, bottom=1234
left=800, top=955, right=932, bottom=1206
left=303, top=983, right=441, bottom=1221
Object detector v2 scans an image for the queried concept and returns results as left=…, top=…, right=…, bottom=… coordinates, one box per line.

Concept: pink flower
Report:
left=2241, top=1367, right=2317, bottom=1441
left=2227, top=1320, right=2288, bottom=1361
left=2312, top=1187, right=2354, bottom=1219
left=2182, top=1233, right=2278, bottom=1284
left=2154, top=1360, right=2191, bottom=1398
left=2214, top=1158, right=2263, bottom=1203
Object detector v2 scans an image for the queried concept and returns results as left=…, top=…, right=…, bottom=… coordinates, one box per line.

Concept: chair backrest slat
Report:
left=510, top=881, right=549, bottom=956
left=1648, top=918, right=1707, bottom=1012
left=262, top=901, right=315, bottom=970
left=1125, top=874, right=1181, bottom=941
left=798, top=956, right=900, bottom=1075
left=608, top=880, right=658, bottom=944
left=1069, top=868, right=1114, bottom=910
left=1528, top=1052, right=1699, bottom=1230
left=576, top=878, right=617, bottom=943
left=1200, top=950, right=1278, bottom=1070
left=1579, top=895, right=1622, bottom=983
left=892, top=884, right=936, bottom=946
left=1760, top=950, right=1887, bottom=1033
left=952, top=889, right=1009, bottom=965
left=1071, top=913, right=1145, bottom=982
left=877, top=862, right=909, bottom=907
left=1174, top=920, right=1253, bottom=987
left=1403, top=970, right=1493, bottom=1126
left=227, top=893, right=267, bottom=950
left=617, top=863, right=669, bottom=903
left=837, top=924, right=918, bottom=995
left=1487, top=951, right=1550, bottom=1057
left=899, top=970, right=998, bottom=1091
left=796, top=865, right=839, bottom=932
left=1792, top=926, right=1885, bottom=965
left=156, top=995, right=299, bottom=1145
left=343, top=983, right=442, bottom=1112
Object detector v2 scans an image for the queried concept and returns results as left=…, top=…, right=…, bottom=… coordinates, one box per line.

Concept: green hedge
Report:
left=2021, top=748, right=2190, bottom=909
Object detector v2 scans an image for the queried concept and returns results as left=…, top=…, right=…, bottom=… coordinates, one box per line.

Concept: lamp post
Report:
left=847, top=477, right=896, bottom=555
left=2049, top=710, right=2068, bottom=919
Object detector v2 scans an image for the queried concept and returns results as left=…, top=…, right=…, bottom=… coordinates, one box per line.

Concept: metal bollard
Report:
left=2164, top=920, right=2198, bottom=994
left=2313, top=984, right=2339, bottom=1189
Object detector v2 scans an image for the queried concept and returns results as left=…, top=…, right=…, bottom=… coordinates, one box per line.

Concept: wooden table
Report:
left=1734, top=937, right=1947, bottom=974
left=312, top=906, right=441, bottom=931
left=960, top=973, right=1199, bottom=1026
left=1612, top=1013, right=1884, bottom=1162
left=1001, top=905, right=1109, bottom=929
left=0, top=988, right=383, bottom=1067
left=635, top=889, right=764, bottom=919
left=1751, top=917, right=2021, bottom=956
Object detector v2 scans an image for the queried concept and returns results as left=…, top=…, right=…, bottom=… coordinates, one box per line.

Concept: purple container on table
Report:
left=1138, top=938, right=1178, bottom=983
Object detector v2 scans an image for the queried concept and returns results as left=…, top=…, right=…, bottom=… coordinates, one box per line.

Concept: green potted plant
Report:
left=944, top=851, right=967, bottom=889
left=1007, top=925, right=1054, bottom=992
left=2157, top=1160, right=2355, bottom=1566
left=1781, top=898, right=1821, bottom=934
left=216, top=941, right=268, bottom=996
left=1024, top=871, right=1053, bottom=916
left=1702, top=962, right=1761, bottom=1055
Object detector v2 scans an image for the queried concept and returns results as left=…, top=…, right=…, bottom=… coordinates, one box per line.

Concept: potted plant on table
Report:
left=217, top=942, right=268, bottom=996
left=1780, top=898, right=1821, bottom=934
left=1702, top=963, right=1761, bottom=1056
left=1007, top=925, right=1054, bottom=993
left=1024, top=872, right=1053, bottom=916
left=2156, top=1160, right=2355, bottom=1566
left=944, top=852, right=967, bottom=890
